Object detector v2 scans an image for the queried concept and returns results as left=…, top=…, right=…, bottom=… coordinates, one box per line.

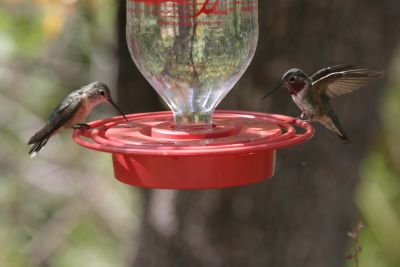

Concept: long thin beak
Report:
left=262, top=81, right=283, bottom=100
left=107, top=97, right=129, bottom=122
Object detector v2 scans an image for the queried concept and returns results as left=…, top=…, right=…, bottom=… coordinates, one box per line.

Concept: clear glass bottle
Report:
left=127, top=0, right=258, bottom=129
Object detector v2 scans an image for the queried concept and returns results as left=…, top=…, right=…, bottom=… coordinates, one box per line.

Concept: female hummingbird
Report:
left=28, top=81, right=128, bottom=157
left=263, top=65, right=384, bottom=144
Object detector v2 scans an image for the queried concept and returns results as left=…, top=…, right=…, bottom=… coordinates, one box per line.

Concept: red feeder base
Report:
left=72, top=110, right=314, bottom=189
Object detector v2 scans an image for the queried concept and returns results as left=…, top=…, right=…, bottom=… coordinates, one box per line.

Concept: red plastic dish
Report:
left=72, top=110, right=314, bottom=189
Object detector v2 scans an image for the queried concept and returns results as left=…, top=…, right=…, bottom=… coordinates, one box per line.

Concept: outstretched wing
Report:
left=311, top=65, right=356, bottom=82
left=312, top=69, right=384, bottom=99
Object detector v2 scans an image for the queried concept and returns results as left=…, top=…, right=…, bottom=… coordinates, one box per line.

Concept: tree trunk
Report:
left=116, top=1, right=400, bottom=266
left=116, top=0, right=162, bottom=114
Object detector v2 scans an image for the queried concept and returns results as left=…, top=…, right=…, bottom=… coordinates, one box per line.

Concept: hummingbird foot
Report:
left=298, top=113, right=312, bottom=122
left=73, top=123, right=91, bottom=133
left=293, top=113, right=311, bottom=123
left=299, top=112, right=307, bottom=120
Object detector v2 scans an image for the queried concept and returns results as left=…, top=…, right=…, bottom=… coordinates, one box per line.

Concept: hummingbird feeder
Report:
left=73, top=0, right=314, bottom=189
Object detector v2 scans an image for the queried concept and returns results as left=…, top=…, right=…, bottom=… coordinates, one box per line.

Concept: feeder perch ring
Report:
left=73, top=110, right=314, bottom=189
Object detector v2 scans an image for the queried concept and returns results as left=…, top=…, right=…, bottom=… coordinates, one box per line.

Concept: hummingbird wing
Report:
left=312, top=69, right=384, bottom=99
left=51, top=96, right=82, bottom=126
left=311, top=64, right=356, bottom=82
left=28, top=97, right=81, bottom=145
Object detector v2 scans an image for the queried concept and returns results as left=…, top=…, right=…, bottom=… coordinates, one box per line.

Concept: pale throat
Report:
left=78, top=95, right=101, bottom=120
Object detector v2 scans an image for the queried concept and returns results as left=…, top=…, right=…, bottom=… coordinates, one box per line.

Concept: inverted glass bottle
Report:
left=127, top=0, right=258, bottom=129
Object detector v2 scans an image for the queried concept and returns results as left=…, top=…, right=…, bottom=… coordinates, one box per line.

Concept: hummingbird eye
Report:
left=99, top=90, right=106, bottom=96
left=289, top=76, right=295, bottom=82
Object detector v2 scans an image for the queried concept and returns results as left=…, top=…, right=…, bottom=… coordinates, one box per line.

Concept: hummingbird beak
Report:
left=262, top=81, right=283, bottom=100
left=107, top=97, right=129, bottom=122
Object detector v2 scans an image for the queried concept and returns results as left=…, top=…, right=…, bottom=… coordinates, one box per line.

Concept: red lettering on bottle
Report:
left=132, top=0, right=192, bottom=5
left=194, top=0, right=227, bottom=17
left=129, top=0, right=257, bottom=19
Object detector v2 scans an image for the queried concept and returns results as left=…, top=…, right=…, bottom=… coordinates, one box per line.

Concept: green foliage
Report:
left=357, top=154, right=400, bottom=267
left=354, top=57, right=400, bottom=267
left=0, top=1, right=139, bottom=267
left=0, top=7, right=44, bottom=58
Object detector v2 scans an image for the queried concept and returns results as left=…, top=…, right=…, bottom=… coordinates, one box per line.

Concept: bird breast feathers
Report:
left=292, top=91, right=314, bottom=115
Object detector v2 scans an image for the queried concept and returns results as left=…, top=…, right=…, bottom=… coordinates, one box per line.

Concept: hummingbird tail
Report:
left=318, top=114, right=351, bottom=145
left=338, top=132, right=351, bottom=145
left=28, top=124, right=58, bottom=157
left=331, top=119, right=351, bottom=145
left=28, top=138, right=50, bottom=157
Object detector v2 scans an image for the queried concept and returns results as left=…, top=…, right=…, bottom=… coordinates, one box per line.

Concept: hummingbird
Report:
left=28, top=81, right=128, bottom=157
left=263, top=65, right=384, bottom=144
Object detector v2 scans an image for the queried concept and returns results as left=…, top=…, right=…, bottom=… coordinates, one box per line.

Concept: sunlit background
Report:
left=0, top=1, right=399, bottom=267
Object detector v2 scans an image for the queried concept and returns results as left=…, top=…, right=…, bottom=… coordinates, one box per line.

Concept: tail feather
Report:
left=337, top=132, right=351, bottom=145
left=28, top=125, right=51, bottom=145
left=29, top=138, right=49, bottom=157
left=28, top=124, right=57, bottom=156
left=318, top=114, right=351, bottom=145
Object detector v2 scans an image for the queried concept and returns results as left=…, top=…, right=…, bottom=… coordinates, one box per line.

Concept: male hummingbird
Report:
left=28, top=81, right=128, bottom=157
left=263, top=65, right=384, bottom=144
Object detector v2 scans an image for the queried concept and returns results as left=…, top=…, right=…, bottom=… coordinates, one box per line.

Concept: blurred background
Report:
left=0, top=0, right=400, bottom=267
